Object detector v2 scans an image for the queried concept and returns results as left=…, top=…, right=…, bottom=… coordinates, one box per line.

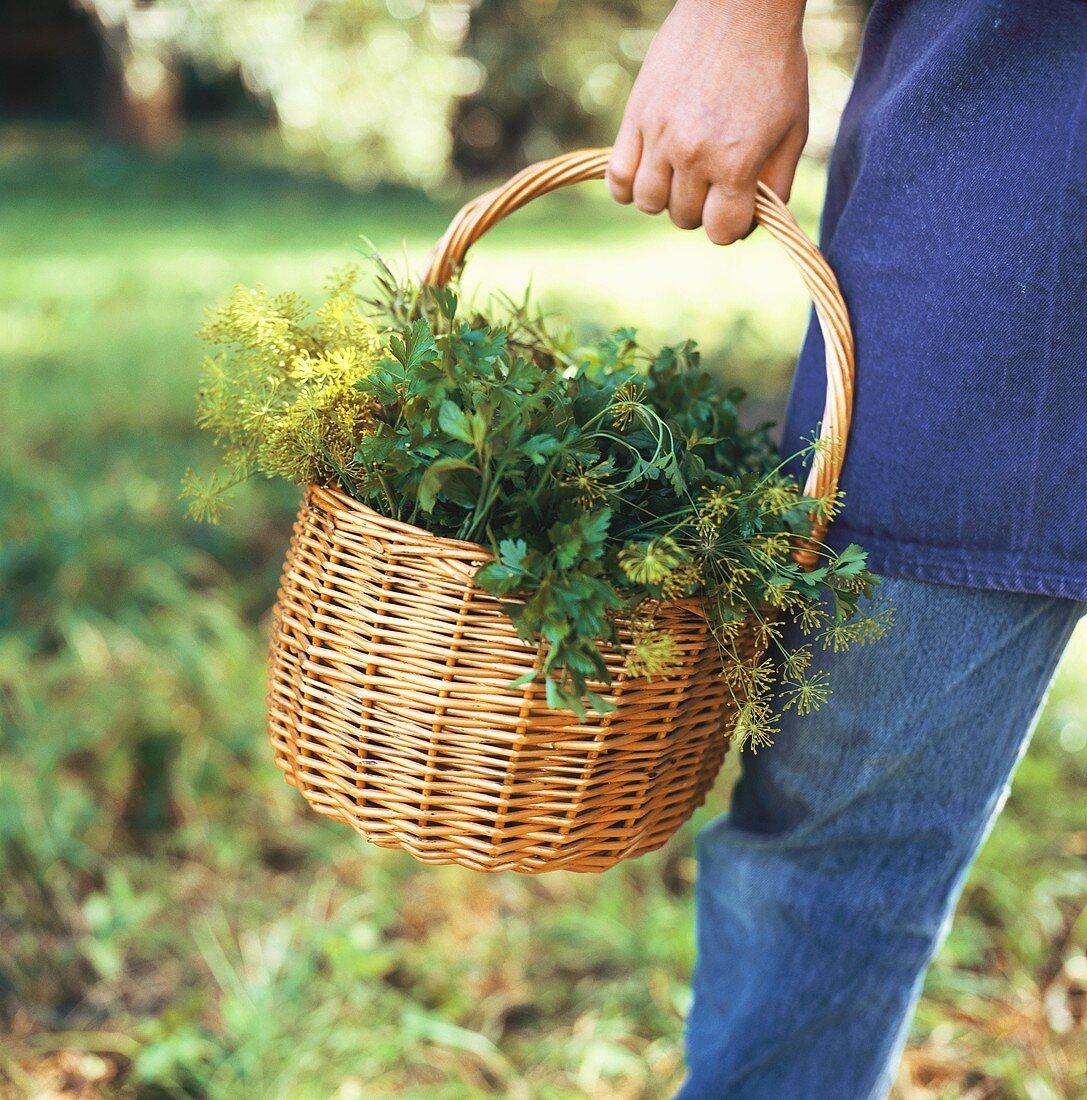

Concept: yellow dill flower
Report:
left=752, top=617, right=783, bottom=649
left=759, top=579, right=794, bottom=610
left=723, top=655, right=776, bottom=695
left=624, top=621, right=681, bottom=679
left=661, top=559, right=704, bottom=600
left=751, top=531, right=794, bottom=561
left=560, top=458, right=612, bottom=506
left=608, top=381, right=647, bottom=429
left=696, top=484, right=743, bottom=528
left=188, top=273, right=381, bottom=521
left=798, top=604, right=830, bottom=634
left=780, top=669, right=831, bottom=716
left=780, top=646, right=813, bottom=681
left=716, top=565, right=758, bottom=603
left=758, top=480, right=801, bottom=517
left=732, top=697, right=780, bottom=752
left=619, top=536, right=685, bottom=586
left=809, top=488, right=843, bottom=524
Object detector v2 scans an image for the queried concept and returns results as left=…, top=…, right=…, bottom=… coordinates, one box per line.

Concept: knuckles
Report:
left=713, top=150, right=760, bottom=190
left=669, top=133, right=708, bottom=171
left=663, top=126, right=759, bottom=185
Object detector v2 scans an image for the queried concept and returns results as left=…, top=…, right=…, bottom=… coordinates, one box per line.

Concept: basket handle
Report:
left=423, top=147, right=854, bottom=565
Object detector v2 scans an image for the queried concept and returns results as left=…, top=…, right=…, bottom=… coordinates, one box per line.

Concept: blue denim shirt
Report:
left=783, top=0, right=1087, bottom=601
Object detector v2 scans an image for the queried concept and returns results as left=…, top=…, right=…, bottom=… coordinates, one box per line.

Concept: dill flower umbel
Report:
left=624, top=617, right=681, bottom=679
left=618, top=537, right=686, bottom=586
left=183, top=268, right=385, bottom=521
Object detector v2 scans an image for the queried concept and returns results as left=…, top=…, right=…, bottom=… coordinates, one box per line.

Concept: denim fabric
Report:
left=675, top=576, right=1083, bottom=1099
left=782, top=0, right=1087, bottom=601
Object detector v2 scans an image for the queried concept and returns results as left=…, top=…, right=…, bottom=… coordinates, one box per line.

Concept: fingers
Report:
left=758, top=119, right=808, bottom=202
left=701, top=180, right=757, bottom=247
left=607, top=122, right=801, bottom=242
left=606, top=123, right=641, bottom=205
left=667, top=171, right=710, bottom=230
left=608, top=115, right=674, bottom=217
left=631, top=149, right=672, bottom=215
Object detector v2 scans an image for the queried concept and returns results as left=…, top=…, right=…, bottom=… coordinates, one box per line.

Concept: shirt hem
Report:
left=826, top=525, right=1087, bottom=604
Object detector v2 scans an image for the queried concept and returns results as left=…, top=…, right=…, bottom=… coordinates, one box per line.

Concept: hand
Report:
left=607, top=0, right=809, bottom=244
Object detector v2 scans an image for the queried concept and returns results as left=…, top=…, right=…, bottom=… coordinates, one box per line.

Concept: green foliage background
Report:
left=67, top=0, right=863, bottom=185
left=1, top=137, right=1085, bottom=1100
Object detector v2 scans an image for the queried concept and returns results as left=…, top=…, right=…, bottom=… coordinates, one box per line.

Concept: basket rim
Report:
left=302, top=482, right=711, bottom=619
left=307, top=482, right=495, bottom=561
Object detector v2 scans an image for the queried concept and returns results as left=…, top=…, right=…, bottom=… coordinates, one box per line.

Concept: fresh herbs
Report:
left=181, top=270, right=383, bottom=523
left=185, top=261, right=890, bottom=746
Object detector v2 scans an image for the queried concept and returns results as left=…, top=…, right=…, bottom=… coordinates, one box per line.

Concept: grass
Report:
left=1, top=131, right=1084, bottom=1100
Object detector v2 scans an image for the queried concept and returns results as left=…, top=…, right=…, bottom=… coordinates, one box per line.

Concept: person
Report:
left=605, top=1, right=1087, bottom=1096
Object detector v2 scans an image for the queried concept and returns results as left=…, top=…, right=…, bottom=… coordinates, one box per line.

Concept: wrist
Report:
left=674, top=0, right=807, bottom=36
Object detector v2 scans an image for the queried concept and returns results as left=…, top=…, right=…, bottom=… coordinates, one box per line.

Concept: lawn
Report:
left=1, top=132, right=1084, bottom=1100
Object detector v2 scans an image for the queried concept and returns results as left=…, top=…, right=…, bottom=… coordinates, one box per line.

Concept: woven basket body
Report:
left=265, top=148, right=854, bottom=874
left=268, top=487, right=755, bottom=873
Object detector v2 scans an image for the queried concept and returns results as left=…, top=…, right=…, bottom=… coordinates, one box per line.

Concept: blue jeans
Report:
left=677, top=576, right=1083, bottom=1100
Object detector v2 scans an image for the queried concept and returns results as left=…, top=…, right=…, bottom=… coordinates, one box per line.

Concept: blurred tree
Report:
left=452, top=0, right=653, bottom=175
left=0, top=1, right=105, bottom=125
left=7, top=0, right=865, bottom=185
left=93, top=1, right=186, bottom=149
left=75, top=0, right=478, bottom=184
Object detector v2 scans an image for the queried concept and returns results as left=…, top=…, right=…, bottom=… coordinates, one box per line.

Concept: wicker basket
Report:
left=266, top=148, right=854, bottom=874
